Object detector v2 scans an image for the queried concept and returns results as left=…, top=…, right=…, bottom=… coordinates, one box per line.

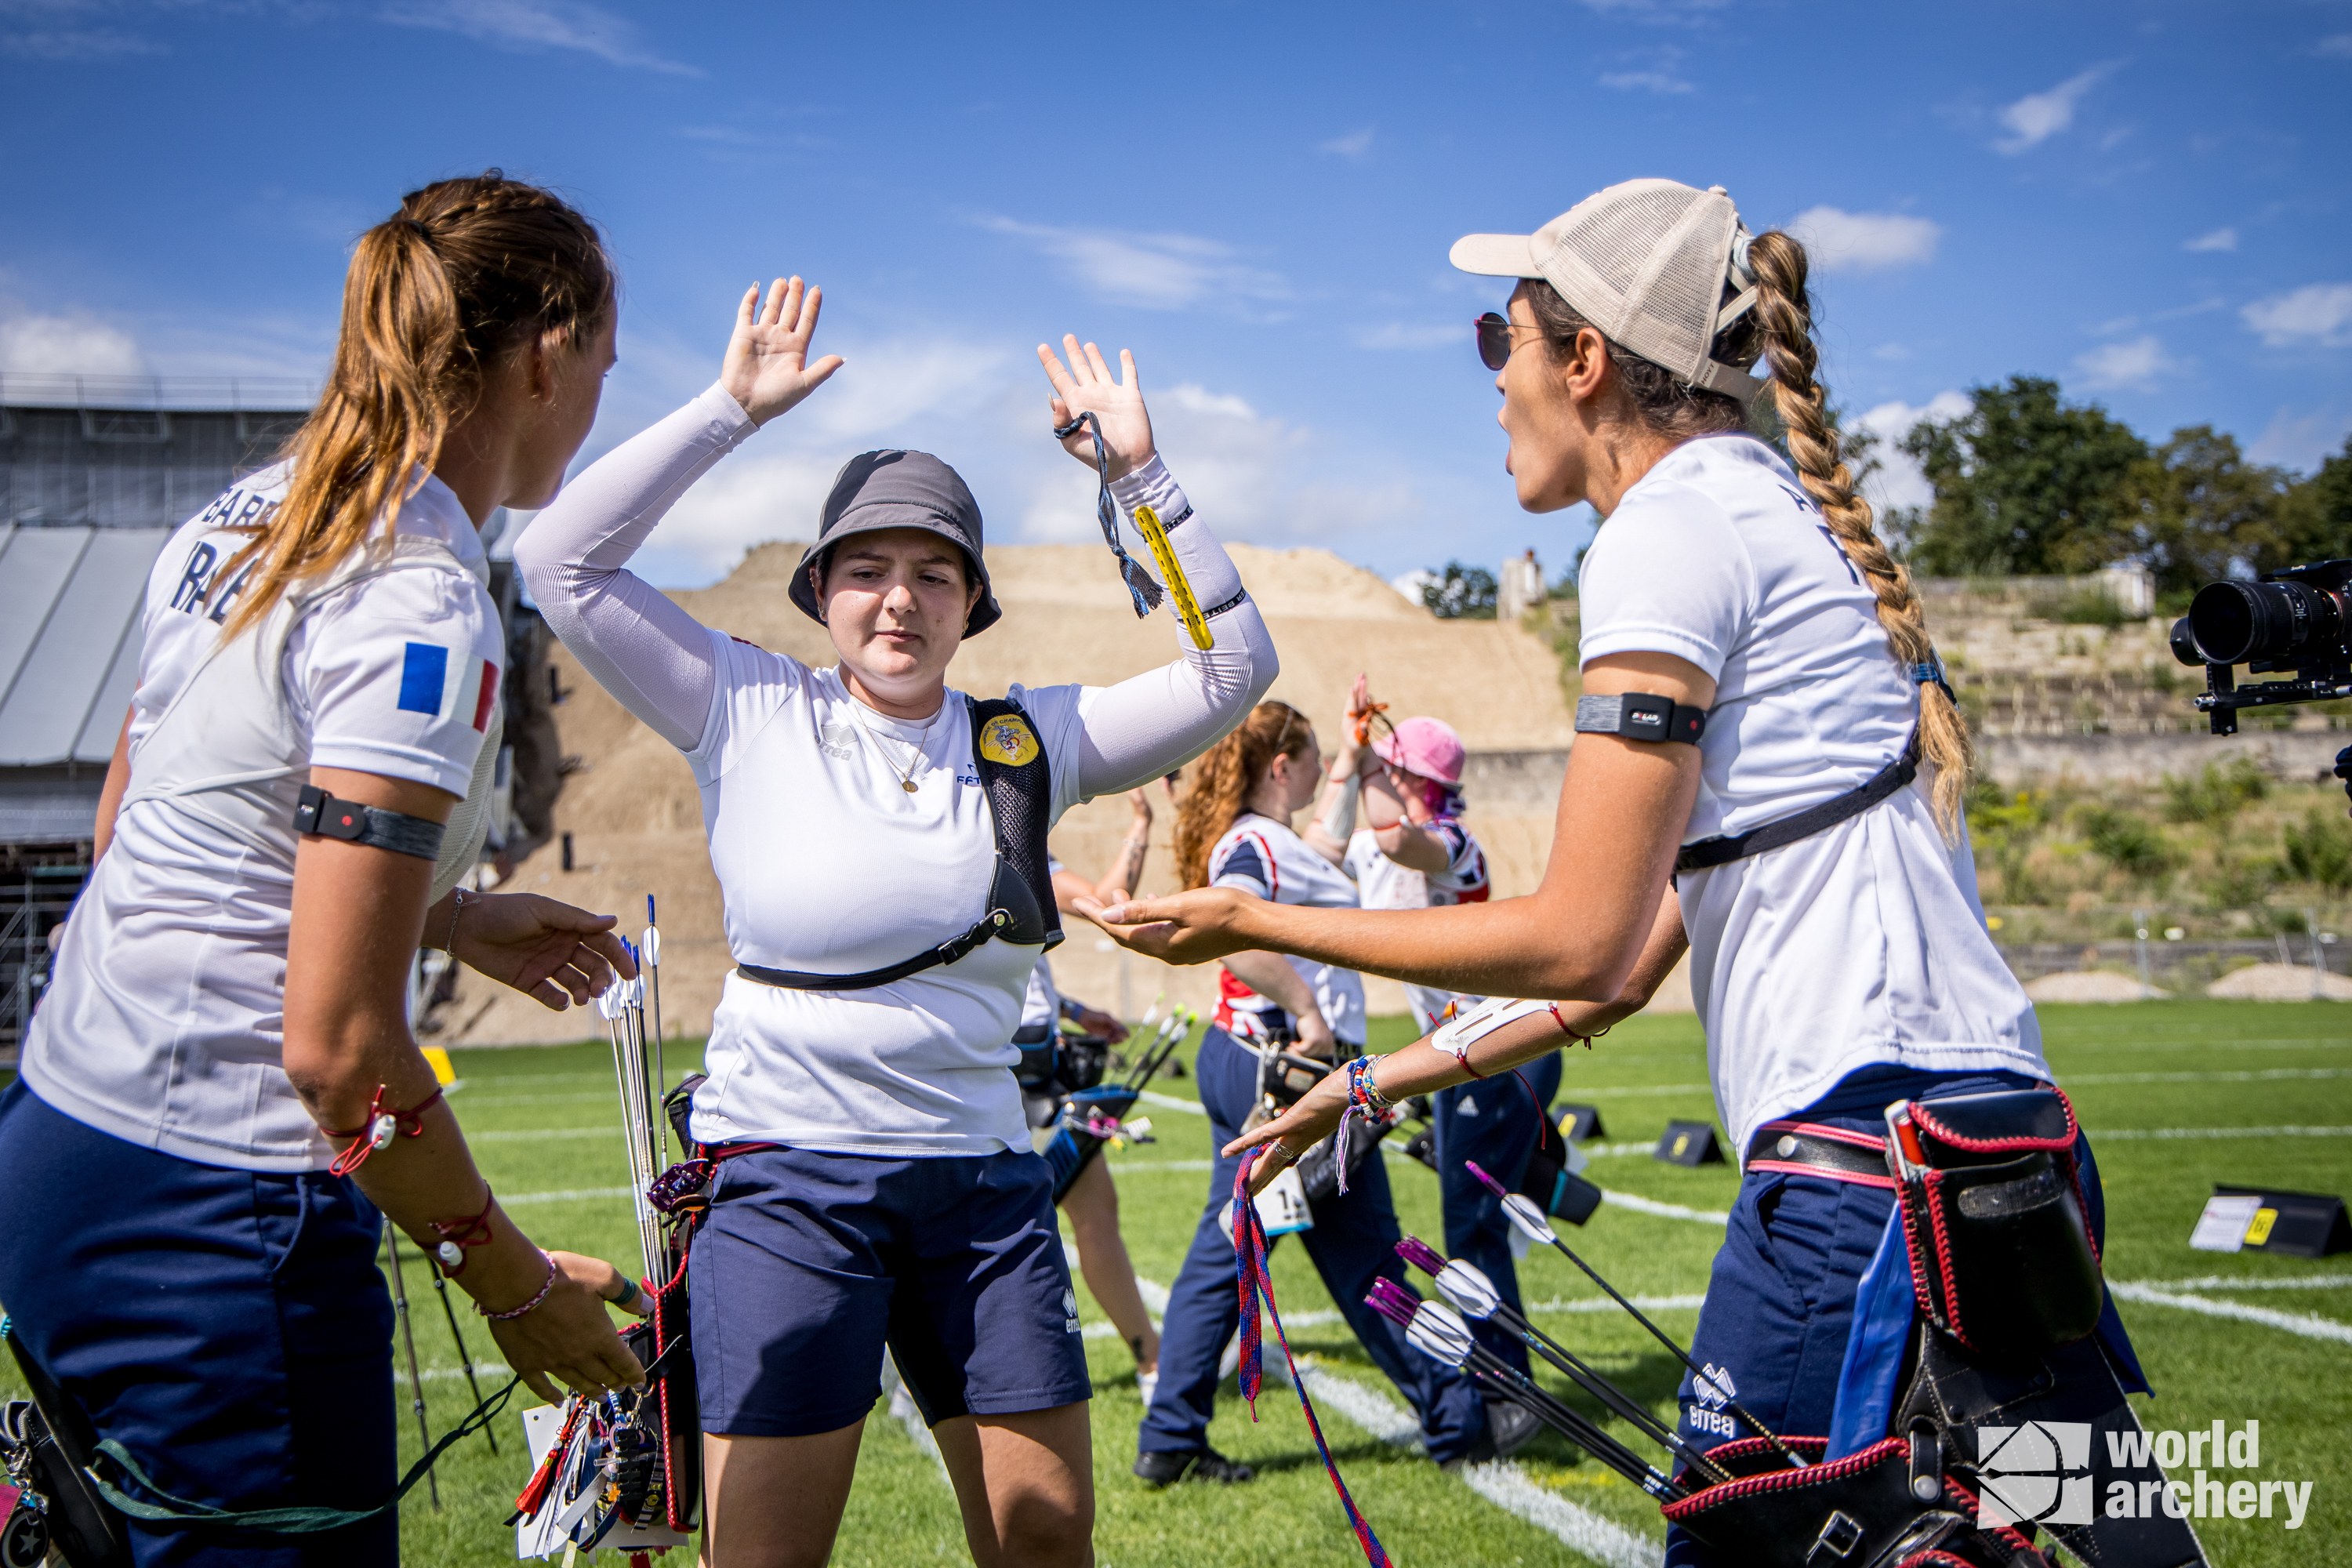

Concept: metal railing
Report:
left=0, top=372, right=318, bottom=412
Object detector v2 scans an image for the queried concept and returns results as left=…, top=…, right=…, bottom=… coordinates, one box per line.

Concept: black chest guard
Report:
left=737, top=696, right=1062, bottom=991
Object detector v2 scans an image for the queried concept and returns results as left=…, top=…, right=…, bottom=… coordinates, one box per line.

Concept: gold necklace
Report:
left=849, top=699, right=942, bottom=793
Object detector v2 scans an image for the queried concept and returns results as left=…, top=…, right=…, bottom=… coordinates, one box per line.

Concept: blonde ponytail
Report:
left=217, top=172, right=612, bottom=639
left=1744, top=230, right=1972, bottom=838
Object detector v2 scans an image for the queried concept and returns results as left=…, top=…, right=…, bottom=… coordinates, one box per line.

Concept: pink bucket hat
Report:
left=1372, top=717, right=1465, bottom=786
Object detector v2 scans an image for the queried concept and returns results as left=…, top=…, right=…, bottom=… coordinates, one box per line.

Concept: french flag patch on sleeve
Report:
left=397, top=643, right=502, bottom=731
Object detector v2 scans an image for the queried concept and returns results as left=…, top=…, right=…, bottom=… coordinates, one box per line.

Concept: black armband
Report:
left=1575, top=692, right=1708, bottom=746
left=293, top=784, right=446, bottom=861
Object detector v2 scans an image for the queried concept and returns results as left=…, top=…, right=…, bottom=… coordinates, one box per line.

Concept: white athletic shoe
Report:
left=1136, top=1368, right=1160, bottom=1408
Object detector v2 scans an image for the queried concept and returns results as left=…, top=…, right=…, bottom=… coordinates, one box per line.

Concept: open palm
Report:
left=720, top=275, right=844, bottom=426
left=1039, top=335, right=1156, bottom=481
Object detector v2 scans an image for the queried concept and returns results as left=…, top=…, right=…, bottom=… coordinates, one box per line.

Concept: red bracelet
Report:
left=1548, top=1005, right=1610, bottom=1050
left=427, top=1187, right=496, bottom=1276
left=481, top=1251, right=559, bottom=1321
left=325, top=1085, right=445, bottom=1177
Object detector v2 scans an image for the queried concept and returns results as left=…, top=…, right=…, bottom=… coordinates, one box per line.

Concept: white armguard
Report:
left=1427, top=996, right=1559, bottom=1073
left=1319, top=773, right=1361, bottom=842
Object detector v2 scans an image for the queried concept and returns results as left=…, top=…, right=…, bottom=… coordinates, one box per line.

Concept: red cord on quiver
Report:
left=325, top=1083, right=445, bottom=1176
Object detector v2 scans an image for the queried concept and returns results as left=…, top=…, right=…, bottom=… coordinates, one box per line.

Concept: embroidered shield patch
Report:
left=978, top=713, right=1040, bottom=766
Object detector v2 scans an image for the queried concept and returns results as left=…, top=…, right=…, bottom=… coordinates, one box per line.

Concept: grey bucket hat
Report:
left=789, top=449, right=1003, bottom=637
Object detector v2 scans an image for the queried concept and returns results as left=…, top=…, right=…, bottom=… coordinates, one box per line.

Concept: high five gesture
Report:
left=721, top=275, right=844, bottom=427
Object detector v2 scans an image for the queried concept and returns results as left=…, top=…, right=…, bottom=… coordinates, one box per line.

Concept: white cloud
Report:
left=977, top=217, right=1287, bottom=311
left=1319, top=127, right=1374, bottom=159
left=2074, top=335, right=2179, bottom=390
left=2183, top=227, right=2238, bottom=253
left=1571, top=0, right=1727, bottom=16
left=2318, top=34, right=2352, bottom=59
left=1854, top=392, right=1969, bottom=514
left=1785, top=207, right=1942, bottom=274
left=1994, top=63, right=2118, bottom=154
left=2248, top=406, right=2352, bottom=470
left=382, top=0, right=699, bottom=75
left=0, top=303, right=145, bottom=376
left=1162, top=383, right=1257, bottom=421
left=2241, top=283, right=2352, bottom=348
left=1599, top=70, right=1692, bottom=93
left=1352, top=322, right=1459, bottom=352
left=0, top=26, right=162, bottom=59
left=1390, top=568, right=1435, bottom=605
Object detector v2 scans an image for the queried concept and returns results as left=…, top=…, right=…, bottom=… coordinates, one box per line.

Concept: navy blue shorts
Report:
left=688, top=1145, right=1091, bottom=1438
left=0, top=1080, right=396, bottom=1568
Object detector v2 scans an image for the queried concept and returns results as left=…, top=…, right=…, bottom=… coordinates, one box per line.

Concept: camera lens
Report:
left=2187, top=579, right=2345, bottom=666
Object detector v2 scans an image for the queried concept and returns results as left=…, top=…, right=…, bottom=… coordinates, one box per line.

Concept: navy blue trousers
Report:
left=1138, top=1027, right=1486, bottom=1465
left=1662, top=1066, right=2143, bottom=1568
left=0, top=1081, right=397, bottom=1567
left=1432, top=1050, right=1563, bottom=1377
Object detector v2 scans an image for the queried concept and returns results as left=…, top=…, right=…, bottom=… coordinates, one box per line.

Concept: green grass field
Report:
left=5, top=1000, right=2347, bottom=1566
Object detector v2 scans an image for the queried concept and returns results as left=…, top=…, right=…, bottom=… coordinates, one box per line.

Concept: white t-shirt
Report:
left=688, top=644, right=1096, bottom=1156
left=1208, top=813, right=1367, bottom=1047
left=24, top=470, right=503, bottom=1171
left=1345, top=818, right=1490, bottom=1033
left=1577, top=434, right=2045, bottom=1153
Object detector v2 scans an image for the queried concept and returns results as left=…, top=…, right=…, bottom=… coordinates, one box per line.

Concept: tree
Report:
left=2112, top=426, right=2296, bottom=595
left=1421, top=561, right=1497, bottom=619
left=1900, top=376, right=2147, bottom=576
left=2276, top=434, right=2352, bottom=565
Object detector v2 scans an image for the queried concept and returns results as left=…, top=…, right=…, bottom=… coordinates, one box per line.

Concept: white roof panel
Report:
left=0, top=527, right=169, bottom=765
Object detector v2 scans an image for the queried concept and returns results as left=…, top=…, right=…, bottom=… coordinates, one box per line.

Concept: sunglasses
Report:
left=1475, top=311, right=1537, bottom=373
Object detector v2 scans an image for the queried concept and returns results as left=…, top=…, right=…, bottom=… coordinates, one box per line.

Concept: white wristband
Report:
left=1321, top=774, right=1361, bottom=841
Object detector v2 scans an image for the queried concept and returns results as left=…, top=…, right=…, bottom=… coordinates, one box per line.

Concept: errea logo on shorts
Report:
left=1682, top=1363, right=1739, bottom=1441
left=1062, top=1288, right=1080, bottom=1334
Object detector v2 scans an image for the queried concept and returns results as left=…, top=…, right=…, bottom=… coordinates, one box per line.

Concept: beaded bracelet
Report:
left=1345, top=1054, right=1394, bottom=1116
left=481, top=1250, right=559, bottom=1321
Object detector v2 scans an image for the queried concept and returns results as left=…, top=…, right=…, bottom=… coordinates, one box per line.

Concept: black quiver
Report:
left=2, top=1330, right=132, bottom=1568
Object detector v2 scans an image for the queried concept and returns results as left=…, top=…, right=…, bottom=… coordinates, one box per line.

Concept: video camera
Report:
left=2169, top=558, right=2352, bottom=736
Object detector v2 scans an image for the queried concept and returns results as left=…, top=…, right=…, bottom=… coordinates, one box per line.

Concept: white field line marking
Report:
left=1102, top=1159, right=1216, bottom=1172
left=1296, top=1361, right=1661, bottom=1568
left=502, top=1185, right=636, bottom=1206
left=1457, top=1461, right=1664, bottom=1568
left=1599, top=1190, right=1730, bottom=1225
left=2105, top=1282, right=2352, bottom=1345
left=2063, top=1067, right=2352, bottom=1086
left=2092, top=1125, right=2352, bottom=1140
left=2056, top=1038, right=2351, bottom=1054
left=1136, top=1090, right=1207, bottom=1116
left=880, top=1354, right=949, bottom=1482
left=1134, top=1276, right=1341, bottom=1332
left=2121, top=1275, right=2352, bottom=1293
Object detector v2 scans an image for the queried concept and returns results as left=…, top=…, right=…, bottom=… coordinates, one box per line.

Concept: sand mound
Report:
left=2203, top=962, right=2352, bottom=1001
left=2024, top=970, right=2165, bottom=1004
left=446, top=542, right=1580, bottom=1046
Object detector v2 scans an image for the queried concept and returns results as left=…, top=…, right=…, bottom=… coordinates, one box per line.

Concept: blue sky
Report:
left=3, top=1, right=2348, bottom=589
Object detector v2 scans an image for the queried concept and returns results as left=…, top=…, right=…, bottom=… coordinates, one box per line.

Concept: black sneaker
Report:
left=1133, top=1447, right=1254, bottom=1487
left=1440, top=1399, right=1541, bottom=1472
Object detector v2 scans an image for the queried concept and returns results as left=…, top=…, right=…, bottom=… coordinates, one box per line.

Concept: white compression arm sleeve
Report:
left=513, top=385, right=756, bottom=751
left=1072, top=456, right=1278, bottom=797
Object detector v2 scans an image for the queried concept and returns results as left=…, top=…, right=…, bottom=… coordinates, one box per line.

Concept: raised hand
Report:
left=1071, top=885, right=1257, bottom=964
left=1038, top=336, right=1155, bottom=481
left=720, top=276, right=844, bottom=427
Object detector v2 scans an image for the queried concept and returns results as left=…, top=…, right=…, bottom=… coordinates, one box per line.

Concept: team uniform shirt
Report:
left=1577, top=434, right=2045, bottom=1155
left=24, top=469, right=503, bottom=1171
left=516, top=386, right=1276, bottom=1159
left=1208, top=813, right=1367, bottom=1047
left=1345, top=817, right=1490, bottom=1033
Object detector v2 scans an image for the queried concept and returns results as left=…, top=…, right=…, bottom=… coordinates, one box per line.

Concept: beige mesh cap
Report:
left=1451, top=178, right=1765, bottom=403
